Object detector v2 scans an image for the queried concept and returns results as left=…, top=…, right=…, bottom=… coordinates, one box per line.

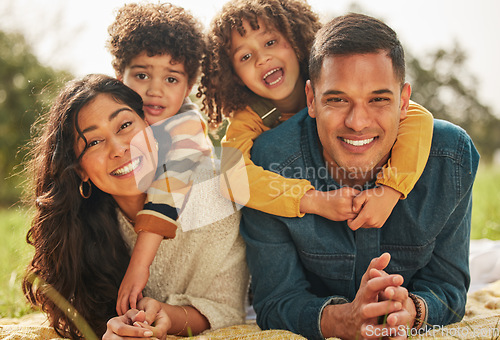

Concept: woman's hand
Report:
left=103, top=298, right=171, bottom=340
left=103, top=309, right=154, bottom=339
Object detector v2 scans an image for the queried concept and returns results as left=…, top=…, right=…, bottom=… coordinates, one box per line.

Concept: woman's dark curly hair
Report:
left=22, top=74, right=144, bottom=339
left=107, top=3, right=206, bottom=88
left=198, top=0, right=321, bottom=125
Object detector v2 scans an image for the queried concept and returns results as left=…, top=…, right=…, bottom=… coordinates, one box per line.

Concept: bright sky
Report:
left=1, top=0, right=499, bottom=116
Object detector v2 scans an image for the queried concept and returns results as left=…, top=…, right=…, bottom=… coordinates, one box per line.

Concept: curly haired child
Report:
left=199, top=0, right=434, bottom=228
left=107, top=3, right=220, bottom=318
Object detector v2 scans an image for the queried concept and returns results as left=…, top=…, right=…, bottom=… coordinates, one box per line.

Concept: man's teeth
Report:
left=342, top=138, right=374, bottom=146
left=112, top=158, right=140, bottom=176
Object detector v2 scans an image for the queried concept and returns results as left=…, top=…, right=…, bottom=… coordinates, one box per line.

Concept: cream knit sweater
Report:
left=118, top=207, right=249, bottom=331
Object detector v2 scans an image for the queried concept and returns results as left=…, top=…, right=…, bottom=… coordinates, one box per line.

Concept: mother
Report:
left=22, top=74, right=249, bottom=339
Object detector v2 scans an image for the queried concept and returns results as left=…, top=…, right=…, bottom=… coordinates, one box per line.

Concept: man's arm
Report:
left=240, top=208, right=337, bottom=340
left=406, top=125, right=479, bottom=326
left=241, top=210, right=405, bottom=340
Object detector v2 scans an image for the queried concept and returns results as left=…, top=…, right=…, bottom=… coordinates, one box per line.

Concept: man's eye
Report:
left=326, top=97, right=344, bottom=103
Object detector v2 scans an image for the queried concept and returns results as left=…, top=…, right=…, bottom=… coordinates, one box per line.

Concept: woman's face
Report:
left=74, top=93, right=157, bottom=200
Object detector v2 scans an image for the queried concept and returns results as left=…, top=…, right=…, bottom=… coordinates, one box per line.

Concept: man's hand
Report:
left=348, top=185, right=402, bottom=230
left=321, top=253, right=406, bottom=339
left=361, top=264, right=414, bottom=339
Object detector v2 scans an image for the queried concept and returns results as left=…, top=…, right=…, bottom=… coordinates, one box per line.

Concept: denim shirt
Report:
left=240, top=108, right=480, bottom=340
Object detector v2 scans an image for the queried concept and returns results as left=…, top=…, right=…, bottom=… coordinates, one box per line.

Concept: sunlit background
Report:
left=2, top=0, right=499, bottom=116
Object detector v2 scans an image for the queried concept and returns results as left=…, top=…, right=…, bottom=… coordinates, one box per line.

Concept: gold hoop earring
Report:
left=79, top=180, right=92, bottom=199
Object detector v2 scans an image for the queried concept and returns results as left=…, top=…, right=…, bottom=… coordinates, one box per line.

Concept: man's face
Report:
left=306, top=52, right=411, bottom=186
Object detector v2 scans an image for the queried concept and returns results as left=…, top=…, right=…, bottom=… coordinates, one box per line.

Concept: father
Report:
left=240, top=13, right=479, bottom=340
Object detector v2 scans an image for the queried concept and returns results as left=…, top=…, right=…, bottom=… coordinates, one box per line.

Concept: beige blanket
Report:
left=2, top=280, right=500, bottom=339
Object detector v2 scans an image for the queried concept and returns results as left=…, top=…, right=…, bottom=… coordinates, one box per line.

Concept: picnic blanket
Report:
left=1, top=279, right=500, bottom=339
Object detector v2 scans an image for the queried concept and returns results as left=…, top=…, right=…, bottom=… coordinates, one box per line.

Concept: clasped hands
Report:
left=103, top=297, right=169, bottom=340
left=321, top=253, right=418, bottom=340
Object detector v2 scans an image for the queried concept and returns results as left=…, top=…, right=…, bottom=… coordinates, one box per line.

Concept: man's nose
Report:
left=345, top=104, right=371, bottom=131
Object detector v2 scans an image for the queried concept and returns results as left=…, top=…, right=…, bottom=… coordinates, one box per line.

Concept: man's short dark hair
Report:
left=309, top=13, right=405, bottom=89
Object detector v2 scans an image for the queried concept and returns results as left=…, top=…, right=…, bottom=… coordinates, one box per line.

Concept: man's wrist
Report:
left=320, top=300, right=352, bottom=339
left=408, top=293, right=425, bottom=329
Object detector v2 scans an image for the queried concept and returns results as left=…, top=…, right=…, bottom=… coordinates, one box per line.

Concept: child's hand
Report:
left=300, top=187, right=360, bottom=221
left=116, top=263, right=150, bottom=315
left=347, top=185, right=402, bottom=230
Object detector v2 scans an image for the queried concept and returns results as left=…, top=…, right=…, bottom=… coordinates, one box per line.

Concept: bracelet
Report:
left=408, top=293, right=423, bottom=330
left=173, top=305, right=188, bottom=336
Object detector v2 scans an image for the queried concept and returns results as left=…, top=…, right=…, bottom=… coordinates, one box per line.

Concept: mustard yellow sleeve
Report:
left=221, top=107, right=314, bottom=217
left=376, top=101, right=434, bottom=198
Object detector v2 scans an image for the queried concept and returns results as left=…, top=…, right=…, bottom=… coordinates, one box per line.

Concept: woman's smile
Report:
left=111, top=156, right=143, bottom=177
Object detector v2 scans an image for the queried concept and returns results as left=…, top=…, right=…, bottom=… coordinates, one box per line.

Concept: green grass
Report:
left=471, top=165, right=500, bottom=240
left=0, top=166, right=498, bottom=319
left=0, top=205, right=34, bottom=318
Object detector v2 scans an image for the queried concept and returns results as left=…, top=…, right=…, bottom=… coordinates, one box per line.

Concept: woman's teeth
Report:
left=342, top=138, right=374, bottom=146
left=112, top=158, right=141, bottom=176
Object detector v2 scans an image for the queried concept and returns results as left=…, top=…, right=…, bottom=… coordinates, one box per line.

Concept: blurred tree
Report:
left=407, top=43, right=500, bottom=163
left=0, top=30, right=72, bottom=205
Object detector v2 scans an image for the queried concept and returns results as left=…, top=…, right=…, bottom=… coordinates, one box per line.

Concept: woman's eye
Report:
left=87, top=140, right=101, bottom=148
left=136, top=73, right=148, bottom=80
left=166, top=77, right=178, bottom=84
left=120, top=122, right=132, bottom=131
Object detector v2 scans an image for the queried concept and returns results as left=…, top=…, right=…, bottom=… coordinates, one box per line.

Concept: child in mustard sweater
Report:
left=200, top=0, right=433, bottom=229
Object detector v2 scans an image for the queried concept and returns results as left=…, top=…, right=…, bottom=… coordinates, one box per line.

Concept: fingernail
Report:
left=144, top=330, right=153, bottom=337
left=143, top=320, right=148, bottom=325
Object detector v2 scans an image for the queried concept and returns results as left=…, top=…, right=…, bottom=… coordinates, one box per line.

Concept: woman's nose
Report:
left=109, top=137, right=129, bottom=158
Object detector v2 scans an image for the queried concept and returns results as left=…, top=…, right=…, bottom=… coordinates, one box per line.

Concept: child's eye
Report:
left=240, top=53, right=251, bottom=62
left=265, top=40, right=276, bottom=47
left=135, top=73, right=148, bottom=80
left=166, top=77, right=178, bottom=84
